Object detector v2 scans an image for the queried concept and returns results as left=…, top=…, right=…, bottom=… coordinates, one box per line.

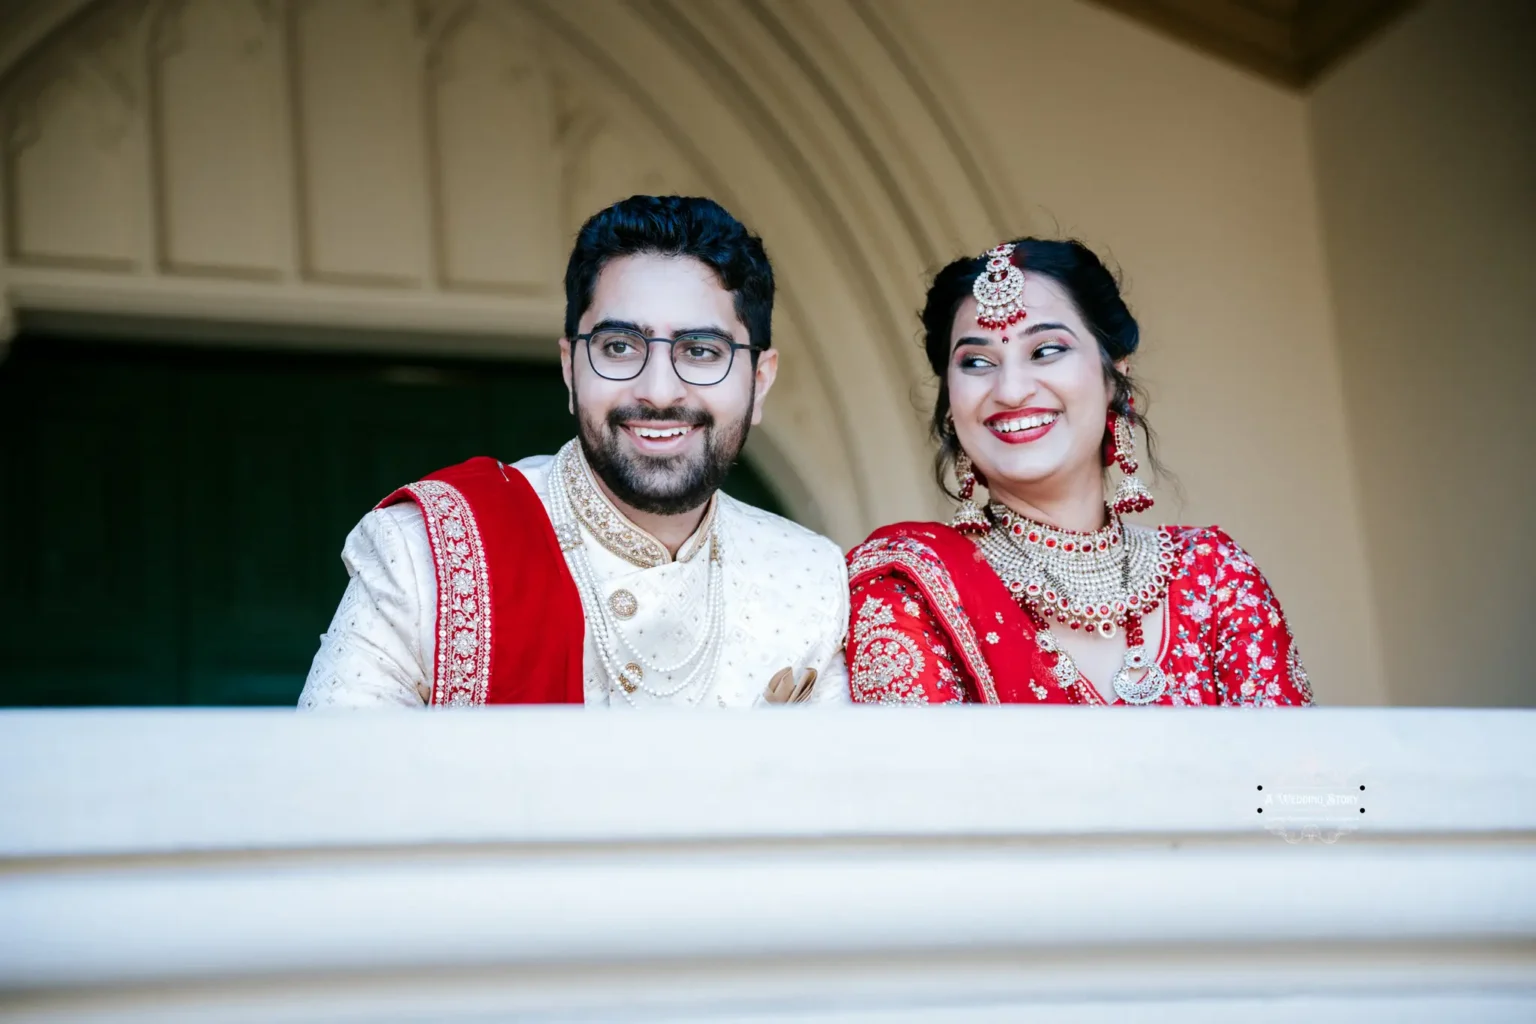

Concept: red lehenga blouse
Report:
left=845, top=522, right=1313, bottom=706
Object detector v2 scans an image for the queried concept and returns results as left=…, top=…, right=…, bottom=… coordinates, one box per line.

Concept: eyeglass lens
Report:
left=588, top=330, right=736, bottom=386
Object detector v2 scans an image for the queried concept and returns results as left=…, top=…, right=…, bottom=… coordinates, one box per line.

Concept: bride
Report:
left=846, top=239, right=1313, bottom=706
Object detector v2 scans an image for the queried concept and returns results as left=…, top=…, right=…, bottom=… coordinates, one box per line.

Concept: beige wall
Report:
left=897, top=0, right=1387, bottom=703
left=1310, top=0, right=1536, bottom=706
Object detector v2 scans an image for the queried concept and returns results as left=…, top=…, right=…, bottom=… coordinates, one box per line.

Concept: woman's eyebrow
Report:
left=951, top=335, right=993, bottom=353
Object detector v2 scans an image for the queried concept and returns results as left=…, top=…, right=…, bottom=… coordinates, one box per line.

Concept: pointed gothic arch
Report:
left=0, top=0, right=1020, bottom=541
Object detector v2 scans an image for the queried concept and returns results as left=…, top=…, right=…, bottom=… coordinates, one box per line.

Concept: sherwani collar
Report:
left=556, top=440, right=718, bottom=570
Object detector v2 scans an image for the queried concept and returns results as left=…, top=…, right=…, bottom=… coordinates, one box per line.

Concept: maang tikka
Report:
left=1105, top=399, right=1154, bottom=515
left=973, top=242, right=1027, bottom=331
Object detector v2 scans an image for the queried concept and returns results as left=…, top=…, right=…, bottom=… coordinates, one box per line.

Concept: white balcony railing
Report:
left=2, top=707, right=1535, bottom=1022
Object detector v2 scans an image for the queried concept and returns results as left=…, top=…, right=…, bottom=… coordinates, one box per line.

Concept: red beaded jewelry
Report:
left=973, top=242, right=1027, bottom=330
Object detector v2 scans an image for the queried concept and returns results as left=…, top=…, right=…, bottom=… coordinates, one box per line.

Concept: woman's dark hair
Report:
left=921, top=237, right=1158, bottom=495
left=564, top=194, right=774, bottom=352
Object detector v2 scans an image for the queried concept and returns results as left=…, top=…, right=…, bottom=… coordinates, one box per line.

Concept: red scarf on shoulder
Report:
left=378, top=457, right=584, bottom=705
left=848, top=522, right=1072, bottom=703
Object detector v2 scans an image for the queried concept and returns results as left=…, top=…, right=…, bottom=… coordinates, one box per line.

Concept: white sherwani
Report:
left=299, top=443, right=850, bottom=708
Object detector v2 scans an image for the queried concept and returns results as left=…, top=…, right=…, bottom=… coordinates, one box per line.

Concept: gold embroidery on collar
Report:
left=678, top=498, right=718, bottom=564
left=556, top=441, right=717, bottom=570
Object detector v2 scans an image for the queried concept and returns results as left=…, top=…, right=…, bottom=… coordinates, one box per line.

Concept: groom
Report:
left=299, top=195, right=849, bottom=708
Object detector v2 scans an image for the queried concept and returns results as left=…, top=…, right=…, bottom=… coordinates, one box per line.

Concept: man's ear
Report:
left=558, top=337, right=574, bottom=415
left=750, top=348, right=778, bottom=426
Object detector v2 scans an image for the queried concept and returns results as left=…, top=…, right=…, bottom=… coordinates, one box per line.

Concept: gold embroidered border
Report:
left=848, top=539, right=1001, bottom=704
left=405, top=480, right=493, bottom=707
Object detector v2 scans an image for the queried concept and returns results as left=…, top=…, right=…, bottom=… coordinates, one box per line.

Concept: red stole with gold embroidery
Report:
left=848, top=523, right=1072, bottom=704
left=378, top=456, right=584, bottom=705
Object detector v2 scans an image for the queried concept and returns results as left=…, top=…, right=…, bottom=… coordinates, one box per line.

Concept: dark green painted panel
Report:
left=0, top=337, right=787, bottom=706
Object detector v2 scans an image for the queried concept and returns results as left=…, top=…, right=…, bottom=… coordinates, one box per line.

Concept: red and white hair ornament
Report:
left=973, top=242, right=1027, bottom=330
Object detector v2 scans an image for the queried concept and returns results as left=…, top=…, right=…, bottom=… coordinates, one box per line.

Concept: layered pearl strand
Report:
left=977, top=502, right=1174, bottom=705
left=549, top=444, right=727, bottom=707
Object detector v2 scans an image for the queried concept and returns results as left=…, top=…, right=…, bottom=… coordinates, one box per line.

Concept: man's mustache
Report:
left=605, top=405, right=713, bottom=429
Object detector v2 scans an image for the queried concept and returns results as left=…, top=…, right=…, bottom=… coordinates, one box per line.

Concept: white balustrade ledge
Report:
left=0, top=707, right=1533, bottom=1023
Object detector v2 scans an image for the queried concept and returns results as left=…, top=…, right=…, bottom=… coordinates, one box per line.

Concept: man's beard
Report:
left=576, top=395, right=753, bottom=517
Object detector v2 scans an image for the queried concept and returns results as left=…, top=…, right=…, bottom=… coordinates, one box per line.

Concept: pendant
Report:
left=1112, top=647, right=1168, bottom=705
left=617, top=662, right=643, bottom=694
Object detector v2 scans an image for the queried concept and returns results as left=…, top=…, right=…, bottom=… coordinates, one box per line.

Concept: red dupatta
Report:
left=847, top=522, right=1076, bottom=704
left=378, top=457, right=585, bottom=705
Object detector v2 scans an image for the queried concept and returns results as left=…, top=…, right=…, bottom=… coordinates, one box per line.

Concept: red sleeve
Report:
left=847, top=569, right=970, bottom=704
left=1199, top=529, right=1314, bottom=707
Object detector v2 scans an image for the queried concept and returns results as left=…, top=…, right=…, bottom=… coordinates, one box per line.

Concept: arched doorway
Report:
left=0, top=0, right=1015, bottom=703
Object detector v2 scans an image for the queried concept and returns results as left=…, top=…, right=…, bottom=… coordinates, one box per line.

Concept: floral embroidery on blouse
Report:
left=849, top=593, right=936, bottom=705
left=846, top=524, right=1310, bottom=707
left=1170, top=527, right=1311, bottom=708
left=848, top=580, right=964, bottom=704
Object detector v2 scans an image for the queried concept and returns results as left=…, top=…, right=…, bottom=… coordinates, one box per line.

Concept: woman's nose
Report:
left=992, top=355, right=1037, bottom=406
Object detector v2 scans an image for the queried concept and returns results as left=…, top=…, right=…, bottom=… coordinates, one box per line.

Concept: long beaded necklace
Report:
left=977, top=502, right=1175, bottom=704
left=548, top=442, right=727, bottom=706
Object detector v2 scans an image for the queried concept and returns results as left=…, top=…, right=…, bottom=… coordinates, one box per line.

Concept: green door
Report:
left=0, top=336, right=786, bottom=706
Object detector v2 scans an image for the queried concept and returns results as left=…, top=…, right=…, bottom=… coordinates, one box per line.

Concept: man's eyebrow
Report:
left=672, top=325, right=735, bottom=341
left=589, top=318, right=647, bottom=335
left=587, top=320, right=736, bottom=341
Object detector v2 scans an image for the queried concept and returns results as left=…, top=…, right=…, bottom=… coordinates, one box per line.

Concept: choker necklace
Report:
left=548, top=441, right=726, bottom=706
left=977, top=502, right=1175, bottom=704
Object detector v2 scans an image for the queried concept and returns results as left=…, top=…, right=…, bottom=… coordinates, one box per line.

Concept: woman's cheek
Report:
left=947, top=372, right=986, bottom=416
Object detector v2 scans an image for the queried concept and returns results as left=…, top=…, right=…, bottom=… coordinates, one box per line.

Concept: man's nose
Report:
left=629, top=340, right=689, bottom=406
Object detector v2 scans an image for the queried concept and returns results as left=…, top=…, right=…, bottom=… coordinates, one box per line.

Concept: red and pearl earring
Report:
left=947, top=413, right=991, bottom=535
left=1104, top=399, right=1154, bottom=515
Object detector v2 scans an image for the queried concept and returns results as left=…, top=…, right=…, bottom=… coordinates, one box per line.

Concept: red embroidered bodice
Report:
left=845, top=522, right=1312, bottom=707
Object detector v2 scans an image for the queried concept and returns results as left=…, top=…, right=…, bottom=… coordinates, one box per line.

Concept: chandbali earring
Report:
left=951, top=451, right=992, bottom=534
left=947, top=414, right=991, bottom=535
left=1105, top=400, right=1154, bottom=515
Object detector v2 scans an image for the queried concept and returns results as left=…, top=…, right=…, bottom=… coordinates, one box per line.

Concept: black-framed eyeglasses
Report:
left=575, top=327, right=756, bottom=387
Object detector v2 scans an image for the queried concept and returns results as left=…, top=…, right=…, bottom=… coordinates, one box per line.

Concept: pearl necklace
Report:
left=977, top=502, right=1175, bottom=704
left=549, top=442, right=727, bottom=706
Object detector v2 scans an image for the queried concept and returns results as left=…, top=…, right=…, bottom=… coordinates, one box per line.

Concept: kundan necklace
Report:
left=548, top=441, right=726, bottom=706
left=976, top=502, right=1176, bottom=704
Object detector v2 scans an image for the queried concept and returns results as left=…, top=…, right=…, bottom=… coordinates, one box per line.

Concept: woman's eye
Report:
left=957, top=354, right=994, bottom=370
left=1032, top=342, right=1068, bottom=359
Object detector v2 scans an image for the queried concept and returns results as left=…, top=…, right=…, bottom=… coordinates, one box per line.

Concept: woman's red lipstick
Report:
left=984, top=408, right=1060, bottom=444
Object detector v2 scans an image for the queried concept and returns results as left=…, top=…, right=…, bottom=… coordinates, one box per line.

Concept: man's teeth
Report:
left=994, top=412, right=1059, bottom=433
left=633, top=426, right=692, bottom=439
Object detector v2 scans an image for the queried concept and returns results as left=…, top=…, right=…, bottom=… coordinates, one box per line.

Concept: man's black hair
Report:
left=563, top=195, right=774, bottom=350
